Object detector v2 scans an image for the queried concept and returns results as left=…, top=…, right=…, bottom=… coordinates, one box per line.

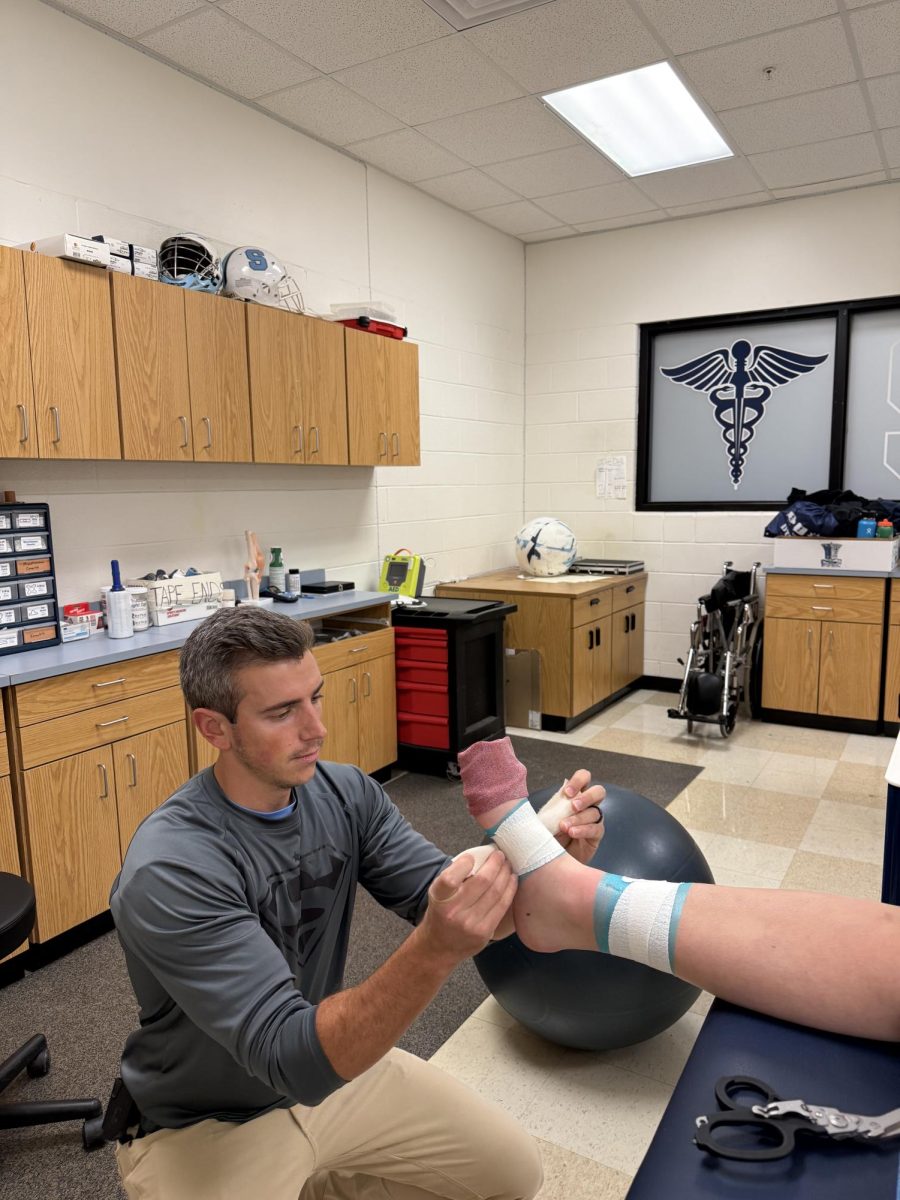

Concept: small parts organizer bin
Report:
left=0, top=502, right=60, bottom=655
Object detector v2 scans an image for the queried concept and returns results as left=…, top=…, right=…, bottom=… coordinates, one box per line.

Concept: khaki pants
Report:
left=116, top=1048, right=543, bottom=1200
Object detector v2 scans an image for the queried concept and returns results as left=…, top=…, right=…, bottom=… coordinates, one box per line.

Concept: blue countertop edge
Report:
left=0, top=590, right=391, bottom=689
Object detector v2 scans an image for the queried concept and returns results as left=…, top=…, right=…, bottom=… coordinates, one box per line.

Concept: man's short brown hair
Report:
left=180, top=607, right=315, bottom=721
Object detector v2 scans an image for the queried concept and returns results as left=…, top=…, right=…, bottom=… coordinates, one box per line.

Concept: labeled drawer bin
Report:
left=0, top=501, right=60, bottom=656
left=396, top=663, right=449, bottom=688
left=397, top=713, right=450, bottom=750
left=397, top=682, right=450, bottom=718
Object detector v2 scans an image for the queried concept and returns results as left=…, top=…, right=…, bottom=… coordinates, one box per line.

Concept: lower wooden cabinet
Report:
left=113, top=722, right=190, bottom=860
left=0, top=774, right=28, bottom=961
left=320, top=653, right=396, bottom=774
left=611, top=603, right=644, bottom=695
left=571, top=616, right=611, bottom=716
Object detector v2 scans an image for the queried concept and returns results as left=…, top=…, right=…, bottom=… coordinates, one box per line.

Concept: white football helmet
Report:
left=158, top=233, right=223, bottom=293
left=221, top=247, right=304, bottom=313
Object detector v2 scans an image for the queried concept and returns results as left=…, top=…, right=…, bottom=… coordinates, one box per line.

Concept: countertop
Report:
left=435, top=566, right=647, bottom=598
left=0, top=590, right=390, bottom=688
left=765, top=565, right=900, bottom=578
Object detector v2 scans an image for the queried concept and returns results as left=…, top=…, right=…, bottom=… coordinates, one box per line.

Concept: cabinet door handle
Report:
left=392, top=432, right=400, bottom=457
left=811, top=605, right=833, bottom=612
left=625, top=584, right=635, bottom=593
left=17, top=404, right=28, bottom=444
left=49, top=405, right=61, bottom=444
left=630, top=612, right=636, bottom=631
left=310, top=426, right=320, bottom=455
left=98, top=762, right=109, bottom=799
left=126, top=752, right=137, bottom=788
left=812, top=583, right=835, bottom=590
left=379, top=432, right=388, bottom=458
left=807, top=627, right=813, bottom=651
left=624, top=615, right=629, bottom=634
left=590, top=597, right=599, bottom=606
left=96, top=715, right=129, bottom=729
left=588, top=628, right=594, bottom=650
left=202, top=416, right=213, bottom=449
left=349, top=676, right=357, bottom=704
left=829, top=628, right=835, bottom=652
left=93, top=677, right=126, bottom=688
left=595, top=626, right=601, bottom=645
left=349, top=644, right=368, bottom=654
left=179, top=415, right=189, bottom=448
left=362, top=671, right=371, bottom=698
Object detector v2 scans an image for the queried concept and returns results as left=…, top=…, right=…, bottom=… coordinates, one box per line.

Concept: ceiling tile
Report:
left=750, top=132, right=884, bottom=188
left=141, top=8, right=319, bottom=100
left=463, top=0, right=662, bottom=94
left=483, top=145, right=623, bottom=196
left=471, top=200, right=562, bottom=235
left=333, top=35, right=523, bottom=125
left=417, top=169, right=520, bottom=210
left=770, top=170, right=887, bottom=197
left=635, top=157, right=763, bottom=207
left=261, top=77, right=403, bottom=146
left=718, top=84, right=871, bottom=155
left=345, top=128, right=470, bottom=181
left=520, top=226, right=581, bottom=242
left=881, top=126, right=900, bottom=167
left=665, top=192, right=771, bottom=217
left=573, top=211, right=662, bottom=233
left=679, top=18, right=857, bottom=111
left=868, top=73, right=900, bottom=127
left=849, top=3, right=900, bottom=78
left=417, top=97, right=578, bottom=165
left=634, top=0, right=837, bottom=55
left=537, top=180, right=660, bottom=223
left=53, top=0, right=203, bottom=37
left=220, top=0, right=452, bottom=72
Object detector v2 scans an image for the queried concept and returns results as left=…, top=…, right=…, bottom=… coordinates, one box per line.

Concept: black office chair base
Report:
left=0, top=1033, right=105, bottom=1150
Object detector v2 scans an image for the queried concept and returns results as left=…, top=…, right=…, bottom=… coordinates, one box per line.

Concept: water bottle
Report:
left=268, top=547, right=286, bottom=591
left=857, top=516, right=876, bottom=538
left=876, top=519, right=894, bottom=539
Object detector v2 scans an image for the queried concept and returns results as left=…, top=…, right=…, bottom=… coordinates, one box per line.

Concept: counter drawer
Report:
left=572, top=591, right=612, bottom=627
left=766, top=574, right=885, bottom=603
left=764, top=595, right=884, bottom=624
left=312, top=627, right=394, bottom=675
left=19, top=685, right=185, bottom=768
left=611, top=578, right=647, bottom=613
left=16, top=650, right=181, bottom=725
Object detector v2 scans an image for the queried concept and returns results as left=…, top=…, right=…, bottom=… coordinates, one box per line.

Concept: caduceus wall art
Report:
left=660, top=340, right=829, bottom=489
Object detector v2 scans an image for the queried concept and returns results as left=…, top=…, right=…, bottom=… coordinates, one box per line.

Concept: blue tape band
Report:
left=667, top=881, right=693, bottom=972
left=592, top=873, right=632, bottom=954
left=484, top=796, right=530, bottom=838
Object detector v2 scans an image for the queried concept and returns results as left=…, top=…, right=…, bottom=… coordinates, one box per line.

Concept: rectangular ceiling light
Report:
left=543, top=61, right=733, bottom=177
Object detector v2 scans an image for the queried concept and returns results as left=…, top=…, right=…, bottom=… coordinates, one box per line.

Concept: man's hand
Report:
left=418, top=850, right=517, bottom=963
left=554, top=769, right=606, bottom=864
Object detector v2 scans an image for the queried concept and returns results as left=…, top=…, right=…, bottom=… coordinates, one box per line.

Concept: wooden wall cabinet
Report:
left=0, top=247, right=38, bottom=459
left=10, top=651, right=190, bottom=941
left=762, top=574, right=884, bottom=722
left=345, top=329, right=420, bottom=466
left=184, top=289, right=253, bottom=463
left=21, top=252, right=121, bottom=460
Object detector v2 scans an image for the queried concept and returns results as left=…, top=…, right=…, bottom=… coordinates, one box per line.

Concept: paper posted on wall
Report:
left=595, top=454, right=627, bottom=499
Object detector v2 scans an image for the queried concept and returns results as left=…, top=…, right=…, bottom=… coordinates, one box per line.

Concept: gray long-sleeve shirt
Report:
left=110, top=763, right=450, bottom=1131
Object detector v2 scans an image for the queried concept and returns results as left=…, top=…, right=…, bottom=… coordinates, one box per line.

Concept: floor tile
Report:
left=584, top=728, right=707, bottom=765
left=799, top=799, right=886, bottom=865
left=471, top=995, right=516, bottom=1029
left=534, top=1138, right=632, bottom=1200
left=781, top=850, right=883, bottom=901
left=841, top=733, right=895, bottom=767
left=611, top=705, right=682, bottom=736
left=690, top=990, right=715, bottom=1018
left=596, top=1010, right=705, bottom=1087
left=688, top=830, right=795, bottom=882
left=731, top=723, right=848, bottom=759
left=751, top=751, right=838, bottom=798
left=669, top=780, right=816, bottom=848
left=823, top=761, right=889, bottom=808
left=696, top=745, right=774, bottom=785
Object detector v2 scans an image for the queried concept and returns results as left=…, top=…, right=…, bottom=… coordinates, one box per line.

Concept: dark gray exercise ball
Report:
left=474, top=782, right=715, bottom=1051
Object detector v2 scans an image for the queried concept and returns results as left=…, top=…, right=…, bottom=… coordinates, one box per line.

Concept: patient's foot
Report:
left=458, top=739, right=600, bottom=952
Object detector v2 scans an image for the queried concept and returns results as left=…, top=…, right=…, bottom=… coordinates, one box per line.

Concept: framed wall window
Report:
left=637, top=297, right=900, bottom=511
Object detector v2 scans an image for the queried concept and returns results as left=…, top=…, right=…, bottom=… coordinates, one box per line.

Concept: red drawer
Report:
left=397, top=682, right=449, bottom=718
left=398, top=713, right=450, bottom=750
left=396, top=663, right=448, bottom=687
left=396, top=640, right=448, bottom=665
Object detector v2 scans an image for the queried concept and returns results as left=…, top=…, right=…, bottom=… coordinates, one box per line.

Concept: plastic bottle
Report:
left=268, top=547, right=286, bottom=591
left=876, top=519, right=894, bottom=539
left=107, top=559, right=134, bottom=639
left=287, top=568, right=301, bottom=594
left=857, top=515, right=877, bottom=538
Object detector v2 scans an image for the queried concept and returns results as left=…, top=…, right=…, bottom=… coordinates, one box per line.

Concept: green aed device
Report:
left=379, top=549, right=425, bottom=598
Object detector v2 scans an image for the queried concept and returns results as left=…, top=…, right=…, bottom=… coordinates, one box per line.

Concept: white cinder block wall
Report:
left=0, top=0, right=524, bottom=606
left=525, top=183, right=900, bottom=679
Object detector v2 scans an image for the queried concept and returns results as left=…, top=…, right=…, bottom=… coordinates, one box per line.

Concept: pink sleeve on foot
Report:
left=458, top=737, right=528, bottom=817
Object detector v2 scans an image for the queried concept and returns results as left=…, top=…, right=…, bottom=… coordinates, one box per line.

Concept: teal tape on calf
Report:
left=485, top=796, right=530, bottom=838
left=667, top=881, right=693, bottom=972
left=592, top=873, right=631, bottom=954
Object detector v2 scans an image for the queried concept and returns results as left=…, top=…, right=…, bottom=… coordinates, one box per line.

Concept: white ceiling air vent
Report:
left=421, top=0, right=556, bottom=31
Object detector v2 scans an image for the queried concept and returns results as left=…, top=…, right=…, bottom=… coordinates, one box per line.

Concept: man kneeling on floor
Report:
left=109, top=606, right=605, bottom=1200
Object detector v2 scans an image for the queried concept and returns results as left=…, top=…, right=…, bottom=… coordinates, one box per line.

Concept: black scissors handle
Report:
left=694, top=1075, right=801, bottom=1162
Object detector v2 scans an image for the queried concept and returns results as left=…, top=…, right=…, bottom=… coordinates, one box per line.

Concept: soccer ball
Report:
left=514, top=517, right=577, bottom=577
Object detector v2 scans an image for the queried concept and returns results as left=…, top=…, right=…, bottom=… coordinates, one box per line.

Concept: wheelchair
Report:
left=667, top=562, right=762, bottom=739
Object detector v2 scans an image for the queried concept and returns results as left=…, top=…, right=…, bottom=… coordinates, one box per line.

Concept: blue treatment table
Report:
left=626, top=1001, right=900, bottom=1198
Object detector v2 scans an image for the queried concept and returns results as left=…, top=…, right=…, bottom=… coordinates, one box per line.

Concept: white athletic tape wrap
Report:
left=453, top=845, right=495, bottom=877
left=536, top=785, right=577, bottom=834
left=607, top=879, right=682, bottom=974
left=490, top=799, right=566, bottom=877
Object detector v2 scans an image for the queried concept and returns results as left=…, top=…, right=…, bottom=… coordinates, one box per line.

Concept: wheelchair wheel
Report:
left=719, top=704, right=737, bottom=739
